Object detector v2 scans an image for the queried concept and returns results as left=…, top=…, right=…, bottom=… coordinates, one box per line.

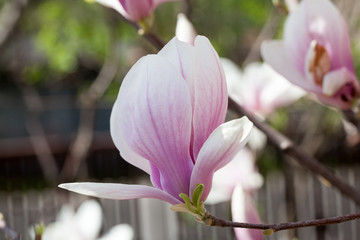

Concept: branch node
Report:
left=262, top=228, right=275, bottom=236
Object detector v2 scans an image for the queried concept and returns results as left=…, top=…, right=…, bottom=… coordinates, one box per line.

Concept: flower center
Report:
left=306, top=40, right=331, bottom=86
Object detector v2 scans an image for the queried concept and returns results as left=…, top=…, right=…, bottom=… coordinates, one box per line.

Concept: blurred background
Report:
left=1, top=0, right=360, bottom=239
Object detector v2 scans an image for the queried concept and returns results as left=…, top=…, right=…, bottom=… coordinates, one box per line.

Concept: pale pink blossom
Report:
left=95, top=0, right=178, bottom=22
left=176, top=13, right=197, bottom=45
left=222, top=59, right=305, bottom=117
left=60, top=36, right=252, bottom=206
left=42, top=200, right=133, bottom=240
left=222, top=59, right=304, bottom=151
left=206, top=148, right=262, bottom=204
left=232, top=185, right=263, bottom=240
left=261, top=0, right=360, bottom=109
left=207, top=148, right=263, bottom=240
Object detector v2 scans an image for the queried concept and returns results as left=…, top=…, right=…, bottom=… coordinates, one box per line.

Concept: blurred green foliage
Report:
left=25, top=0, right=110, bottom=78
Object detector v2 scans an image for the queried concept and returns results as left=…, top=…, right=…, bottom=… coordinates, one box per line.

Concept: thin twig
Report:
left=207, top=212, right=360, bottom=233
left=60, top=56, right=118, bottom=182
left=15, top=79, right=59, bottom=185
left=182, top=0, right=193, bottom=19
left=123, top=18, right=165, bottom=51
left=228, top=97, right=360, bottom=206
left=242, top=9, right=281, bottom=67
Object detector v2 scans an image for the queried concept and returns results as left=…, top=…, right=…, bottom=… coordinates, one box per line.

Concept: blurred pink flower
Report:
left=222, top=59, right=304, bottom=151
left=232, top=185, right=263, bottom=240
left=261, top=0, right=359, bottom=109
left=207, top=148, right=263, bottom=240
left=176, top=13, right=197, bottom=45
left=222, top=59, right=305, bottom=117
left=95, top=0, right=178, bottom=22
left=60, top=36, right=252, bottom=206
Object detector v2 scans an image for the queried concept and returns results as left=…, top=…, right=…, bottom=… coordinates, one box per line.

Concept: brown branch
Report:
left=228, top=97, right=360, bottom=206
left=207, top=212, right=360, bottom=234
left=60, top=56, right=118, bottom=182
left=121, top=17, right=165, bottom=51
left=182, top=0, right=193, bottom=19
left=0, top=0, right=28, bottom=47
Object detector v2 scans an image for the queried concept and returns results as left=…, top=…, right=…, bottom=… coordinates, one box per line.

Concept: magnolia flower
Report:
left=222, top=59, right=305, bottom=117
left=60, top=36, right=253, bottom=214
left=207, top=148, right=263, bottom=240
left=95, top=0, right=177, bottom=22
left=261, top=0, right=360, bottom=109
left=222, top=59, right=304, bottom=151
left=176, top=13, right=197, bottom=45
left=42, top=200, right=134, bottom=240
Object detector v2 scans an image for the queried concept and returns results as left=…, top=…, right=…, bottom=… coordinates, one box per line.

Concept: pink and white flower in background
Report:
left=207, top=148, right=263, bottom=240
left=41, top=200, right=134, bottom=240
left=60, top=36, right=252, bottom=208
left=95, top=0, right=178, bottom=22
left=222, top=59, right=305, bottom=117
left=222, top=59, right=304, bottom=151
left=261, top=0, right=360, bottom=109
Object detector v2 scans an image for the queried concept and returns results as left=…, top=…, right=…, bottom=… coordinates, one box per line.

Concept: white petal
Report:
left=75, top=200, right=102, bottom=240
left=59, top=183, right=181, bottom=205
left=95, top=0, right=130, bottom=20
left=176, top=13, right=197, bottom=45
left=99, top=224, right=134, bottom=240
left=190, top=117, right=253, bottom=201
left=206, top=148, right=263, bottom=205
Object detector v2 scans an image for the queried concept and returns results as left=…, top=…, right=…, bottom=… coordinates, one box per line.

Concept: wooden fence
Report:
left=1, top=164, right=360, bottom=240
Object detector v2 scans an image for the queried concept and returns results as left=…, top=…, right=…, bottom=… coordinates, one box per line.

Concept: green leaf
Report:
left=192, top=184, right=204, bottom=209
left=179, top=193, right=197, bottom=213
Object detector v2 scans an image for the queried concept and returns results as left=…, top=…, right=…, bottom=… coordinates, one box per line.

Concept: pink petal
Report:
left=191, top=36, right=228, bottom=160
left=232, top=185, right=263, bottom=240
left=119, top=0, right=153, bottom=21
left=59, top=183, right=181, bottom=205
left=158, top=37, right=195, bottom=89
left=158, top=36, right=228, bottom=161
left=261, top=40, right=319, bottom=92
left=318, top=67, right=360, bottom=109
left=115, top=55, right=194, bottom=198
left=190, top=117, right=253, bottom=201
left=110, top=100, right=151, bottom=175
left=284, top=0, right=354, bottom=73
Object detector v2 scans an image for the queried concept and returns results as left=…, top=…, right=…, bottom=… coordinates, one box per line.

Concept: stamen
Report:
left=306, top=40, right=331, bottom=86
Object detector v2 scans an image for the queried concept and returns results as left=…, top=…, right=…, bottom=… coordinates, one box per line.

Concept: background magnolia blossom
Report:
left=222, top=59, right=305, bottom=117
left=95, top=0, right=178, bottom=22
left=221, top=58, right=305, bottom=151
left=261, top=0, right=360, bottom=109
left=41, top=200, right=134, bottom=240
